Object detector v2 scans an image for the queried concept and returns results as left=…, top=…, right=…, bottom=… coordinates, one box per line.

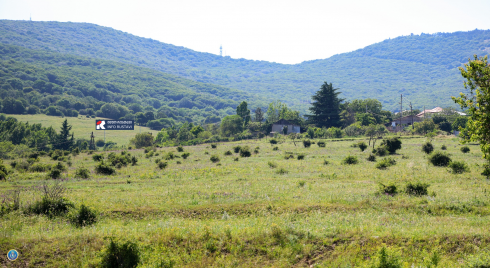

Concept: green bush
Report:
left=381, top=137, right=402, bottom=154
left=158, top=161, right=168, bottom=170
left=303, top=140, right=311, bottom=148
left=163, top=152, right=175, bottom=160
left=441, top=145, right=447, bottom=150
left=233, top=146, right=241, bottom=153
left=210, top=155, right=220, bottom=163
left=176, top=146, right=184, bottom=152
left=239, top=146, right=251, bottom=157
left=100, top=238, right=140, bottom=268
left=75, top=167, right=90, bottom=179
left=298, top=180, right=306, bottom=187
left=234, top=157, right=239, bottom=161
left=405, top=182, right=430, bottom=196
left=269, top=139, right=278, bottom=145
left=95, top=139, right=105, bottom=147
left=211, top=143, right=217, bottom=149
left=253, top=147, right=260, bottom=154
left=276, top=168, right=288, bottom=175
left=428, top=151, right=452, bottom=167
left=70, top=204, right=97, bottom=227
left=342, top=155, right=358, bottom=165
left=449, top=161, right=469, bottom=174
left=375, top=146, right=388, bottom=156
left=272, top=146, right=279, bottom=151
left=378, top=182, right=398, bottom=196
left=29, top=163, right=49, bottom=172
left=297, top=154, right=305, bottom=160
left=131, top=156, right=138, bottom=166
left=224, top=150, right=232, bottom=156
left=461, top=146, right=470, bottom=153
left=370, top=247, right=401, bottom=268
left=284, top=152, right=294, bottom=160
left=181, top=152, right=190, bottom=159
left=323, top=159, right=329, bottom=165
left=95, top=161, right=116, bottom=175
left=317, top=141, right=326, bottom=147
left=422, top=142, right=434, bottom=154
left=367, top=154, right=376, bottom=162
left=358, top=142, right=368, bottom=152
left=92, top=154, right=104, bottom=162
left=375, top=157, right=396, bottom=169
left=268, top=161, right=277, bottom=168
left=28, top=197, right=74, bottom=217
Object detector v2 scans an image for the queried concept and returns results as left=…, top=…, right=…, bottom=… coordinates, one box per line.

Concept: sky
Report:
left=1, top=0, right=490, bottom=64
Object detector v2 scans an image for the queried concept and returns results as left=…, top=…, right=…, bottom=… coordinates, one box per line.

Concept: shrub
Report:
left=428, top=151, right=452, bottom=167
left=317, top=141, right=326, bottom=147
left=176, top=146, right=184, bottom=152
left=441, top=145, right=447, bottom=150
left=100, top=238, right=140, bottom=268
left=303, top=140, right=311, bottom=148
left=449, top=161, right=469, bottom=174
left=233, top=146, right=241, bottom=153
left=158, top=161, right=168, bottom=170
left=48, top=169, right=62, bottom=179
left=70, top=204, right=97, bottom=227
left=298, top=180, right=306, bottom=187
left=234, top=157, right=239, bottom=161
left=297, top=154, right=305, bottom=160
left=15, top=161, right=30, bottom=172
left=27, top=181, right=73, bottom=217
left=268, top=161, right=277, bottom=168
left=181, top=152, right=190, bottom=159
left=224, top=150, right=232, bottom=156
left=92, top=154, right=104, bottom=162
left=375, top=146, right=388, bottom=156
left=272, top=146, right=279, bottom=151
left=375, top=157, right=396, bottom=169
left=342, top=155, right=358, bottom=165
left=269, top=139, right=278, bottom=145
left=381, top=137, right=402, bottom=154
left=367, top=154, right=376, bottom=162
left=461, top=146, right=470, bottom=153
left=239, top=146, right=251, bottom=157
left=253, top=148, right=259, bottom=154
left=276, top=168, right=288, bottom=174
left=405, top=182, right=430, bottom=196
left=131, top=156, right=138, bottom=166
left=211, top=143, right=217, bottom=149
left=210, top=155, right=220, bottom=163
left=422, top=142, right=434, bottom=154
left=371, top=247, right=401, bottom=268
left=323, top=159, right=329, bottom=165
left=358, top=142, right=368, bottom=152
left=95, top=161, right=116, bottom=175
left=75, top=167, right=91, bottom=179
left=377, top=182, right=398, bottom=196
left=29, top=163, right=49, bottom=172
left=163, top=152, right=175, bottom=160
left=95, top=139, right=105, bottom=147
left=284, top=152, right=294, bottom=159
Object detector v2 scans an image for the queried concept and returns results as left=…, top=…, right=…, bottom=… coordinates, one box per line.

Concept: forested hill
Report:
left=0, top=43, right=266, bottom=126
left=1, top=20, right=489, bottom=111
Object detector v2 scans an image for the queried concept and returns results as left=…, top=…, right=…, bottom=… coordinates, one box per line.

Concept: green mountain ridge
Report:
left=1, top=20, right=489, bottom=111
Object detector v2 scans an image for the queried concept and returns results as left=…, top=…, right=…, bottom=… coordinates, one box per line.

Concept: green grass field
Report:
left=10, top=114, right=159, bottom=147
left=1, top=135, right=490, bottom=267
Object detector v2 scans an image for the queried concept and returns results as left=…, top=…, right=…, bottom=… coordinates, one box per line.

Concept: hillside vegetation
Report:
left=1, top=20, right=489, bottom=111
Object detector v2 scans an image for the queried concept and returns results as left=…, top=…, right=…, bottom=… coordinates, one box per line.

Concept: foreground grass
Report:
left=1, top=135, right=490, bottom=267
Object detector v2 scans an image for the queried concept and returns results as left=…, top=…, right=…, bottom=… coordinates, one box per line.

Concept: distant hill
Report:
left=1, top=20, right=489, bottom=111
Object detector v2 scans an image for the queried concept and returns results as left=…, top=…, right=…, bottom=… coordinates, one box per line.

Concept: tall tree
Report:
left=254, top=107, right=264, bottom=122
left=55, top=119, right=74, bottom=151
left=452, top=55, right=490, bottom=176
left=236, top=101, right=251, bottom=126
left=307, top=82, right=344, bottom=128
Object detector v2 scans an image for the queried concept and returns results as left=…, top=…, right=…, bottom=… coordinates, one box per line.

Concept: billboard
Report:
left=96, top=120, right=134, bottom=130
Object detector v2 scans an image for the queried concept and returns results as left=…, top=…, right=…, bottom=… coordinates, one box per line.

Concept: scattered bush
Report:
left=375, top=146, right=388, bottom=156
left=239, top=146, right=251, bottom=157
left=181, top=152, right=190, bottom=159
left=233, top=157, right=239, bottom=161
left=276, top=168, right=288, bottom=175
left=268, top=161, right=277, bottom=168
left=272, top=146, right=279, bottom=151
left=95, top=161, right=116, bottom=175
left=441, top=145, right=447, bottom=150
left=377, top=182, right=398, bottom=196
left=297, top=153, right=305, bottom=160
left=211, top=144, right=217, bottom=149
left=158, top=161, right=168, bottom=170
left=224, top=150, right=232, bottom=156
left=269, top=139, right=278, bottom=145
left=92, top=154, right=104, bottom=162
left=284, top=152, right=294, bottom=159
left=70, top=204, right=97, bottom=227
left=75, top=167, right=91, bottom=179
left=253, top=147, right=260, bottom=154
left=367, top=154, right=376, bottom=162
left=461, top=146, right=470, bottom=153
left=163, top=152, right=175, bottom=160
left=100, top=238, right=140, bottom=268
left=95, top=139, right=105, bottom=147
left=370, top=247, right=401, bottom=268
left=176, top=146, right=184, bottom=152
left=131, top=156, right=138, bottom=166
left=210, top=155, right=220, bottom=163
left=323, top=159, right=329, bottom=165
left=381, top=137, right=402, bottom=154
left=428, top=151, right=452, bottom=167
left=405, top=182, right=430, bottom=196
left=233, top=146, right=241, bottom=153
left=29, top=163, right=49, bottom=172
left=358, top=142, right=368, bottom=152
left=48, top=169, right=62, bottom=179
left=449, top=161, right=469, bottom=174
left=422, top=142, right=434, bottom=154
left=27, top=181, right=73, bottom=217
left=317, top=141, right=326, bottom=147
left=298, top=180, right=306, bottom=187
left=342, top=155, right=358, bottom=165
left=375, top=157, right=396, bottom=169
left=14, top=161, right=30, bottom=172
left=303, top=140, right=311, bottom=148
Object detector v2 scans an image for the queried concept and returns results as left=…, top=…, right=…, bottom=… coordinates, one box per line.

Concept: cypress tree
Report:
left=307, top=82, right=344, bottom=128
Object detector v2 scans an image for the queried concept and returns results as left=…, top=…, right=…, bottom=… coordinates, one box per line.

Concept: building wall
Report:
left=271, top=124, right=300, bottom=134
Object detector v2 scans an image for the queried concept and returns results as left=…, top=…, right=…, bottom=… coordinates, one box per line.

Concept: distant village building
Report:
left=271, top=119, right=300, bottom=135
left=389, top=106, right=466, bottom=132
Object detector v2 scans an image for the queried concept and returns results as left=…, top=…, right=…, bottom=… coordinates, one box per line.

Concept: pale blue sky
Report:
left=1, top=0, right=489, bottom=64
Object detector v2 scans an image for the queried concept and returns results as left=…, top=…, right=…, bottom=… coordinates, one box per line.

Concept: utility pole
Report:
left=423, top=106, right=425, bottom=119
left=410, top=102, right=413, bottom=130
left=89, top=132, right=95, bottom=150
left=399, top=94, right=402, bottom=133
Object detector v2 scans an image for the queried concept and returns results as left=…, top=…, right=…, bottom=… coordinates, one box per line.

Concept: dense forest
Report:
left=0, top=20, right=489, bottom=111
left=0, top=43, right=268, bottom=128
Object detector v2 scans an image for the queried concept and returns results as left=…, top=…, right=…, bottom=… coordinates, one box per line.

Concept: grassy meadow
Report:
left=1, top=134, right=490, bottom=267
left=10, top=114, right=159, bottom=146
